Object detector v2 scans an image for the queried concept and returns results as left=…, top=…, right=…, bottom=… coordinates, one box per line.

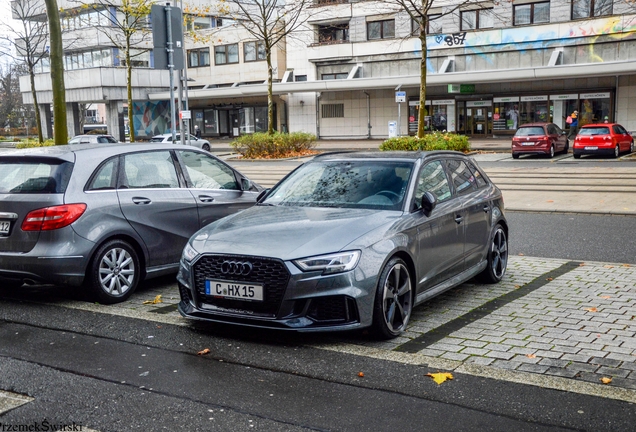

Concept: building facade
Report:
left=15, top=0, right=636, bottom=140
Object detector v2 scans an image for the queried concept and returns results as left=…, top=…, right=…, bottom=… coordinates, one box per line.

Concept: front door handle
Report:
left=132, top=197, right=151, bottom=205
left=198, top=195, right=215, bottom=203
left=455, top=215, right=463, bottom=224
left=483, top=205, right=490, bottom=212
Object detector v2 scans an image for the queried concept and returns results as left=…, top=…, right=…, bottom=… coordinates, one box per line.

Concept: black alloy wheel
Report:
left=476, top=224, right=508, bottom=284
left=202, top=143, right=211, bottom=151
left=372, top=257, right=413, bottom=339
left=614, top=145, right=620, bottom=158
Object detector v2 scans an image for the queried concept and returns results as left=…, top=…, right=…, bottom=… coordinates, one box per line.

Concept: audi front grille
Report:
left=193, top=254, right=290, bottom=317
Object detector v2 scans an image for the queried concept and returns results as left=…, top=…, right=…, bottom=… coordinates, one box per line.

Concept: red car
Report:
left=511, top=123, right=568, bottom=159
left=573, top=123, right=634, bottom=159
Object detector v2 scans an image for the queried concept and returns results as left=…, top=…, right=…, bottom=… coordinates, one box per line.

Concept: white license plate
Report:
left=0, top=221, right=10, bottom=235
left=205, top=280, right=263, bottom=301
left=584, top=146, right=598, bottom=150
left=521, top=142, right=535, bottom=146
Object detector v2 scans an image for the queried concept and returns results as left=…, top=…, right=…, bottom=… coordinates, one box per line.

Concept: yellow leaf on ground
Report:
left=603, top=265, right=614, bottom=269
left=584, top=307, right=598, bottom=313
left=358, top=372, right=365, bottom=378
left=600, top=295, right=611, bottom=299
left=623, top=264, right=631, bottom=267
left=142, top=295, right=162, bottom=305
left=426, top=372, right=454, bottom=385
left=197, top=348, right=211, bottom=356
left=546, top=200, right=554, bottom=203
left=601, top=377, right=612, bottom=384
left=526, top=353, right=536, bottom=359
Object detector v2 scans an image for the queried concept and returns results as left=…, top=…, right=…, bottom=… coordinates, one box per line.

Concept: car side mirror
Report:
left=256, top=188, right=270, bottom=203
left=421, top=191, right=437, bottom=217
left=241, top=178, right=252, bottom=191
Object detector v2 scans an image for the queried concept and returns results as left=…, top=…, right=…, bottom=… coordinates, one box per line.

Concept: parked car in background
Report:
left=177, top=151, right=508, bottom=339
left=573, top=123, right=634, bottom=159
left=151, top=133, right=211, bottom=151
left=0, top=144, right=261, bottom=304
left=511, top=123, right=568, bottom=159
left=69, top=134, right=120, bottom=144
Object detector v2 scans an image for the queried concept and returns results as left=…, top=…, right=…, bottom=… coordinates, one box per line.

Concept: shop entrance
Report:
left=465, top=101, right=492, bottom=135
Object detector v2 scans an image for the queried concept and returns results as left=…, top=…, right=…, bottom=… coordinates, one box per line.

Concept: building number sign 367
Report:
left=435, top=32, right=467, bottom=47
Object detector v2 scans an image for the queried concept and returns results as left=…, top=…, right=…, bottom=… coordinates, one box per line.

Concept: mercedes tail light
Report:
left=22, top=204, right=87, bottom=231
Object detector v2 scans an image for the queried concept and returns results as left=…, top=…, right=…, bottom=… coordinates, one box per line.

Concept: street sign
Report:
left=395, top=91, right=406, bottom=103
left=180, top=110, right=191, bottom=120
left=151, top=4, right=184, bottom=70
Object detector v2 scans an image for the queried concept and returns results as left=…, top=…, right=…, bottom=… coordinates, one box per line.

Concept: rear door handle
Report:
left=483, top=205, right=490, bottom=212
left=198, top=195, right=215, bottom=203
left=132, top=197, right=151, bottom=205
left=455, top=215, right=463, bottom=224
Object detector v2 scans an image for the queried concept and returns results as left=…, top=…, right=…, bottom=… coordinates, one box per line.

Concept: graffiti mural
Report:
left=132, top=100, right=175, bottom=138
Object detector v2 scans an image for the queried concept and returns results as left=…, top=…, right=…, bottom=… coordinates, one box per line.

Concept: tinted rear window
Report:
left=0, top=159, right=73, bottom=194
left=515, top=127, right=545, bottom=137
left=579, top=127, right=610, bottom=136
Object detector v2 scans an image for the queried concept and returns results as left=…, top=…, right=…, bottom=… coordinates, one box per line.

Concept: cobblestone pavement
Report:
left=44, top=255, right=636, bottom=402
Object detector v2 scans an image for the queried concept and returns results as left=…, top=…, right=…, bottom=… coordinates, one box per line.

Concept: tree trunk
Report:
left=417, top=30, right=428, bottom=139
left=43, top=0, right=67, bottom=144
left=266, top=48, right=274, bottom=135
left=29, top=67, right=44, bottom=142
left=126, top=39, right=135, bottom=142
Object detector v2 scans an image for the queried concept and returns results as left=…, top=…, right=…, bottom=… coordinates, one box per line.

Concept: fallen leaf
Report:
left=514, top=285, right=521, bottom=289
left=623, top=264, right=631, bottom=267
left=603, top=265, right=614, bottom=269
left=358, top=372, right=364, bottom=378
left=579, top=263, right=586, bottom=266
left=546, top=277, right=553, bottom=281
left=197, top=348, right=211, bottom=356
left=143, top=295, right=162, bottom=305
left=426, top=372, right=454, bottom=385
left=546, top=200, right=554, bottom=203
left=526, top=353, right=536, bottom=359
left=584, top=307, right=598, bottom=313
left=600, top=377, right=612, bottom=384
left=518, top=253, right=525, bottom=256
left=600, top=296, right=611, bottom=299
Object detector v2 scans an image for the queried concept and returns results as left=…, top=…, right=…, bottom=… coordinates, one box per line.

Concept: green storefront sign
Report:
left=448, top=84, right=475, bottom=94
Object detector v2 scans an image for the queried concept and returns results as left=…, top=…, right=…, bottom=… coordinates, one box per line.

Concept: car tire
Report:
left=631, top=141, right=635, bottom=154
left=548, top=145, right=555, bottom=158
left=86, top=239, right=140, bottom=304
left=573, top=153, right=581, bottom=159
left=202, top=143, right=210, bottom=152
left=371, top=257, right=413, bottom=339
left=475, top=224, right=508, bottom=284
left=512, top=153, right=519, bottom=159
left=614, top=145, right=620, bottom=158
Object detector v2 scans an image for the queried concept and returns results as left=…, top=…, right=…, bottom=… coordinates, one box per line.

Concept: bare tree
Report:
left=0, top=63, right=30, bottom=132
left=2, top=0, right=50, bottom=142
left=220, top=0, right=310, bottom=135
left=383, top=0, right=498, bottom=138
left=70, top=0, right=154, bottom=142
left=44, top=0, right=68, bottom=144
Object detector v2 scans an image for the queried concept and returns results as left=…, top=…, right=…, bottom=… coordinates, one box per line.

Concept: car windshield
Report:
left=515, top=127, right=545, bottom=137
left=0, top=159, right=73, bottom=194
left=578, top=127, right=610, bottom=136
left=263, top=160, right=413, bottom=210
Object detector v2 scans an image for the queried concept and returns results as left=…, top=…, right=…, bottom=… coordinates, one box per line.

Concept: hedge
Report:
left=380, top=133, right=470, bottom=153
left=230, top=132, right=317, bottom=159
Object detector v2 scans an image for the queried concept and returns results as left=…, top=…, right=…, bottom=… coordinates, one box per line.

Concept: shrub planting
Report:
left=230, top=132, right=317, bottom=159
left=380, top=132, right=470, bottom=153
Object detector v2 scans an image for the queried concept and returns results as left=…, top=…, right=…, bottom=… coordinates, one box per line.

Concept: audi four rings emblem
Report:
left=221, top=260, right=253, bottom=276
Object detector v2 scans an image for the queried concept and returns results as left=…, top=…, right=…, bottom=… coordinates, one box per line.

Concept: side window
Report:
left=122, top=151, right=179, bottom=189
left=447, top=159, right=476, bottom=195
left=178, top=150, right=239, bottom=190
left=467, top=161, right=487, bottom=188
left=87, top=158, right=117, bottom=190
left=413, top=160, right=451, bottom=210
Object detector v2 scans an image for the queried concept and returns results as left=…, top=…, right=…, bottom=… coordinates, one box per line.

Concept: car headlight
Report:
left=181, top=242, right=199, bottom=264
left=293, top=251, right=360, bottom=275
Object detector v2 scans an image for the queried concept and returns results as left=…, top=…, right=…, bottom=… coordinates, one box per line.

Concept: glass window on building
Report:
left=203, top=109, right=219, bottom=135
left=215, top=44, right=239, bottom=65
left=244, top=41, right=266, bottom=62
left=514, top=2, right=550, bottom=25
left=411, top=14, right=442, bottom=36
left=493, top=98, right=520, bottom=131
left=579, top=94, right=611, bottom=126
left=518, top=97, right=549, bottom=125
left=188, top=48, right=210, bottom=67
left=239, top=108, right=255, bottom=134
left=322, top=73, right=348, bottom=80
left=318, top=23, right=350, bottom=43
left=255, top=107, right=268, bottom=132
left=572, top=0, right=612, bottom=19
left=461, top=9, right=493, bottom=31
left=367, top=19, right=395, bottom=40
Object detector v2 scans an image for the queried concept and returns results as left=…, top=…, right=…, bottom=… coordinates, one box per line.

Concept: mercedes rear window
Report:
left=514, top=127, right=545, bottom=137
left=0, top=159, right=73, bottom=194
left=578, top=127, right=610, bottom=136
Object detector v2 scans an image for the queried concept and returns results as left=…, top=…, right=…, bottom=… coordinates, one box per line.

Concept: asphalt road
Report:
left=507, top=212, right=636, bottom=264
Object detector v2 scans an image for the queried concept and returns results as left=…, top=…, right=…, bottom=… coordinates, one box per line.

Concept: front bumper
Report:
left=177, top=253, right=378, bottom=332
